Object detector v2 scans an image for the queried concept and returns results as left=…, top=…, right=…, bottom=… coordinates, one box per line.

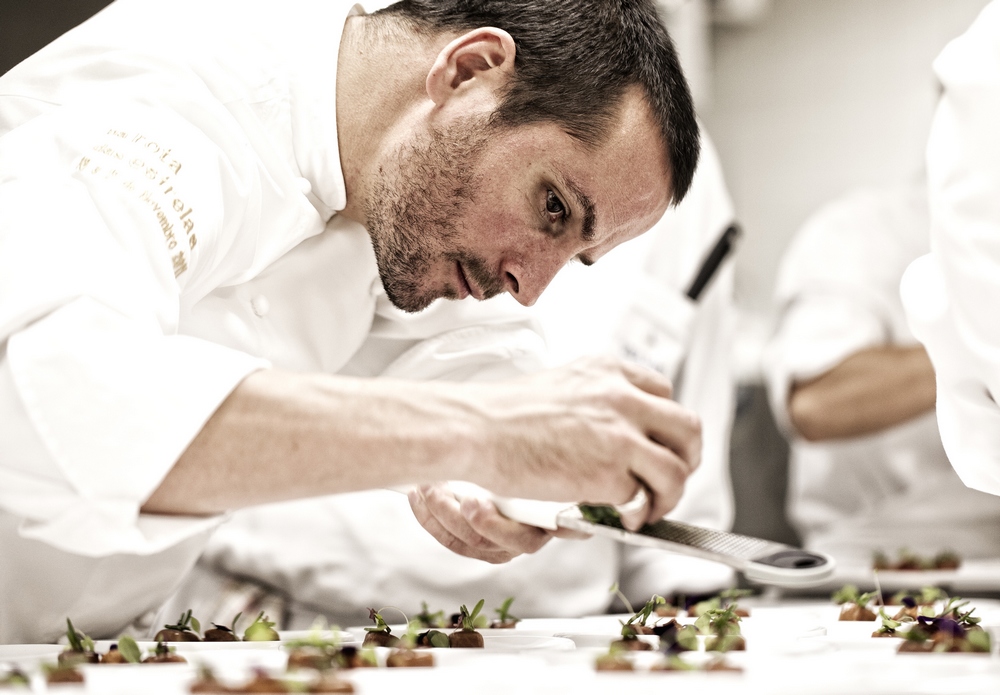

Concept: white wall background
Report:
left=698, top=0, right=991, bottom=378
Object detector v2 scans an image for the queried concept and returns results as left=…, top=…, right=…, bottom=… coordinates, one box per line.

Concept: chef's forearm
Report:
left=787, top=345, right=936, bottom=442
left=141, top=369, right=480, bottom=516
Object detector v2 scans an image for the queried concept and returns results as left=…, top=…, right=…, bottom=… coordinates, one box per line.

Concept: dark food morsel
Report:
left=361, top=631, right=398, bottom=648
left=204, top=625, right=240, bottom=642
left=832, top=585, right=878, bottom=622
left=448, top=600, right=486, bottom=648
left=839, top=604, right=877, bottom=622
left=361, top=608, right=399, bottom=648
left=143, top=642, right=188, bottom=663
left=156, top=609, right=202, bottom=642
left=59, top=617, right=100, bottom=665
left=100, top=645, right=128, bottom=663
left=386, top=648, right=435, bottom=667
left=874, top=549, right=962, bottom=571
left=595, top=652, right=634, bottom=671
left=490, top=597, right=521, bottom=629
left=46, top=666, right=85, bottom=684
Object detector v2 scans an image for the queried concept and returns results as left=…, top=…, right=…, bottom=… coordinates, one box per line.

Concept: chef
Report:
left=901, top=0, right=1000, bottom=498
left=765, top=182, right=1000, bottom=570
left=0, top=0, right=702, bottom=642
left=160, top=133, right=739, bottom=630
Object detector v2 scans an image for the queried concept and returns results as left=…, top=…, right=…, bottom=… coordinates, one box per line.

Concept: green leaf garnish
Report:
left=117, top=636, right=142, bottom=664
left=579, top=504, right=624, bottom=526
left=65, top=618, right=84, bottom=653
left=966, top=629, right=991, bottom=653
left=457, top=600, right=486, bottom=631
left=877, top=608, right=900, bottom=632
left=494, top=597, right=519, bottom=623
left=415, top=602, right=445, bottom=628
left=429, top=630, right=450, bottom=648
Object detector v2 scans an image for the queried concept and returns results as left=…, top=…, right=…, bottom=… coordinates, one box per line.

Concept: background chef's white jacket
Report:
left=0, top=0, right=545, bottom=643
left=901, top=0, right=1000, bottom=499
left=765, top=184, right=1000, bottom=568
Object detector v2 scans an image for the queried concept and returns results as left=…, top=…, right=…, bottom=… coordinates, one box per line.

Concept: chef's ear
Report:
left=425, top=27, right=516, bottom=106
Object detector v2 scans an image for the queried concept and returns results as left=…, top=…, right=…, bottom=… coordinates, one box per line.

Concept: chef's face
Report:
left=364, top=89, right=672, bottom=313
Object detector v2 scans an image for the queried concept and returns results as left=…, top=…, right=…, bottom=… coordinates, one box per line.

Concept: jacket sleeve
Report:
left=902, top=1, right=1000, bottom=497
left=0, top=97, right=269, bottom=559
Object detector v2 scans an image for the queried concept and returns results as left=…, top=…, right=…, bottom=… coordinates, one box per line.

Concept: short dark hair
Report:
left=373, top=0, right=700, bottom=204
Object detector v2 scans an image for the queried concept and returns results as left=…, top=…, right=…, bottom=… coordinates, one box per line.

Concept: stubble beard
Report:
left=364, top=118, right=504, bottom=313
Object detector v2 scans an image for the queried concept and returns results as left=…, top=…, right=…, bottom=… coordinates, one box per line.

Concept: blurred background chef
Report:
left=901, top=0, right=1000, bottom=498
left=763, top=180, right=1000, bottom=573
left=158, top=131, right=739, bottom=630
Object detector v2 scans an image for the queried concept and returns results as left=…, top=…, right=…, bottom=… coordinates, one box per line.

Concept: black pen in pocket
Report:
left=686, top=222, right=742, bottom=301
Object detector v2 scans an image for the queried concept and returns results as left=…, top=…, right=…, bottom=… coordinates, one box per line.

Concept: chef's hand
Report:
left=407, top=483, right=589, bottom=564
left=471, top=355, right=700, bottom=531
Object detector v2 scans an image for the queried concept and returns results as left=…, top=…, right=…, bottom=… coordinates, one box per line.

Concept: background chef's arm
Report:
left=787, top=345, right=935, bottom=442
left=763, top=186, right=929, bottom=443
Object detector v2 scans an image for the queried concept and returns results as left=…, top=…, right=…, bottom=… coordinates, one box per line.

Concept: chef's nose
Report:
left=502, top=256, right=564, bottom=307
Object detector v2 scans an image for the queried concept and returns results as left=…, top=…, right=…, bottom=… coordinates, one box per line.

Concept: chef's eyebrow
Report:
left=563, top=176, right=596, bottom=243
left=560, top=175, right=596, bottom=265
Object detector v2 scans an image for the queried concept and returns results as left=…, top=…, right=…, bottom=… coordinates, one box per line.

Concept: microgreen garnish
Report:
left=876, top=608, right=901, bottom=635
left=609, top=582, right=635, bottom=616
left=364, top=608, right=393, bottom=634
left=116, top=635, right=142, bottom=664
left=163, top=609, right=200, bottom=635
left=243, top=611, right=279, bottom=641
left=494, top=597, right=520, bottom=624
left=414, top=602, right=445, bottom=629
left=0, top=668, right=29, bottom=686
left=832, top=585, right=876, bottom=608
left=457, top=599, right=486, bottom=631
left=64, top=618, right=94, bottom=653
left=579, top=504, right=624, bottom=526
left=694, top=606, right=742, bottom=637
left=625, top=595, right=665, bottom=630
left=654, top=620, right=698, bottom=653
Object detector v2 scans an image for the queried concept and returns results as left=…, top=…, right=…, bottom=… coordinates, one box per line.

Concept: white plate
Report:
left=80, top=661, right=194, bottom=692
left=0, top=644, right=62, bottom=666
left=94, top=639, right=283, bottom=653
left=279, top=630, right=357, bottom=645
left=554, top=633, right=659, bottom=650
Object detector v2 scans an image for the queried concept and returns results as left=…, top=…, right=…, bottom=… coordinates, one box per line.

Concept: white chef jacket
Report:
left=901, top=1, right=1000, bottom=498
left=164, top=133, right=738, bottom=631
left=765, top=184, right=1000, bottom=568
left=0, top=0, right=545, bottom=643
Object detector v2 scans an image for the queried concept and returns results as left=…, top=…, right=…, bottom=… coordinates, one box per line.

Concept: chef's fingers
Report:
left=618, top=359, right=673, bottom=400
left=459, top=497, right=554, bottom=555
left=640, top=396, right=702, bottom=475
left=617, top=483, right=653, bottom=532
left=630, top=439, right=690, bottom=523
left=407, top=486, right=515, bottom=564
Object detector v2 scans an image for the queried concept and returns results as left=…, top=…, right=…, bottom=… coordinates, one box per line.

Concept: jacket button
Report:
left=251, top=295, right=270, bottom=317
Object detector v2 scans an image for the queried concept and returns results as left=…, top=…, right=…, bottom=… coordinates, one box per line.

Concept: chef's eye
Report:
left=545, top=190, right=566, bottom=220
